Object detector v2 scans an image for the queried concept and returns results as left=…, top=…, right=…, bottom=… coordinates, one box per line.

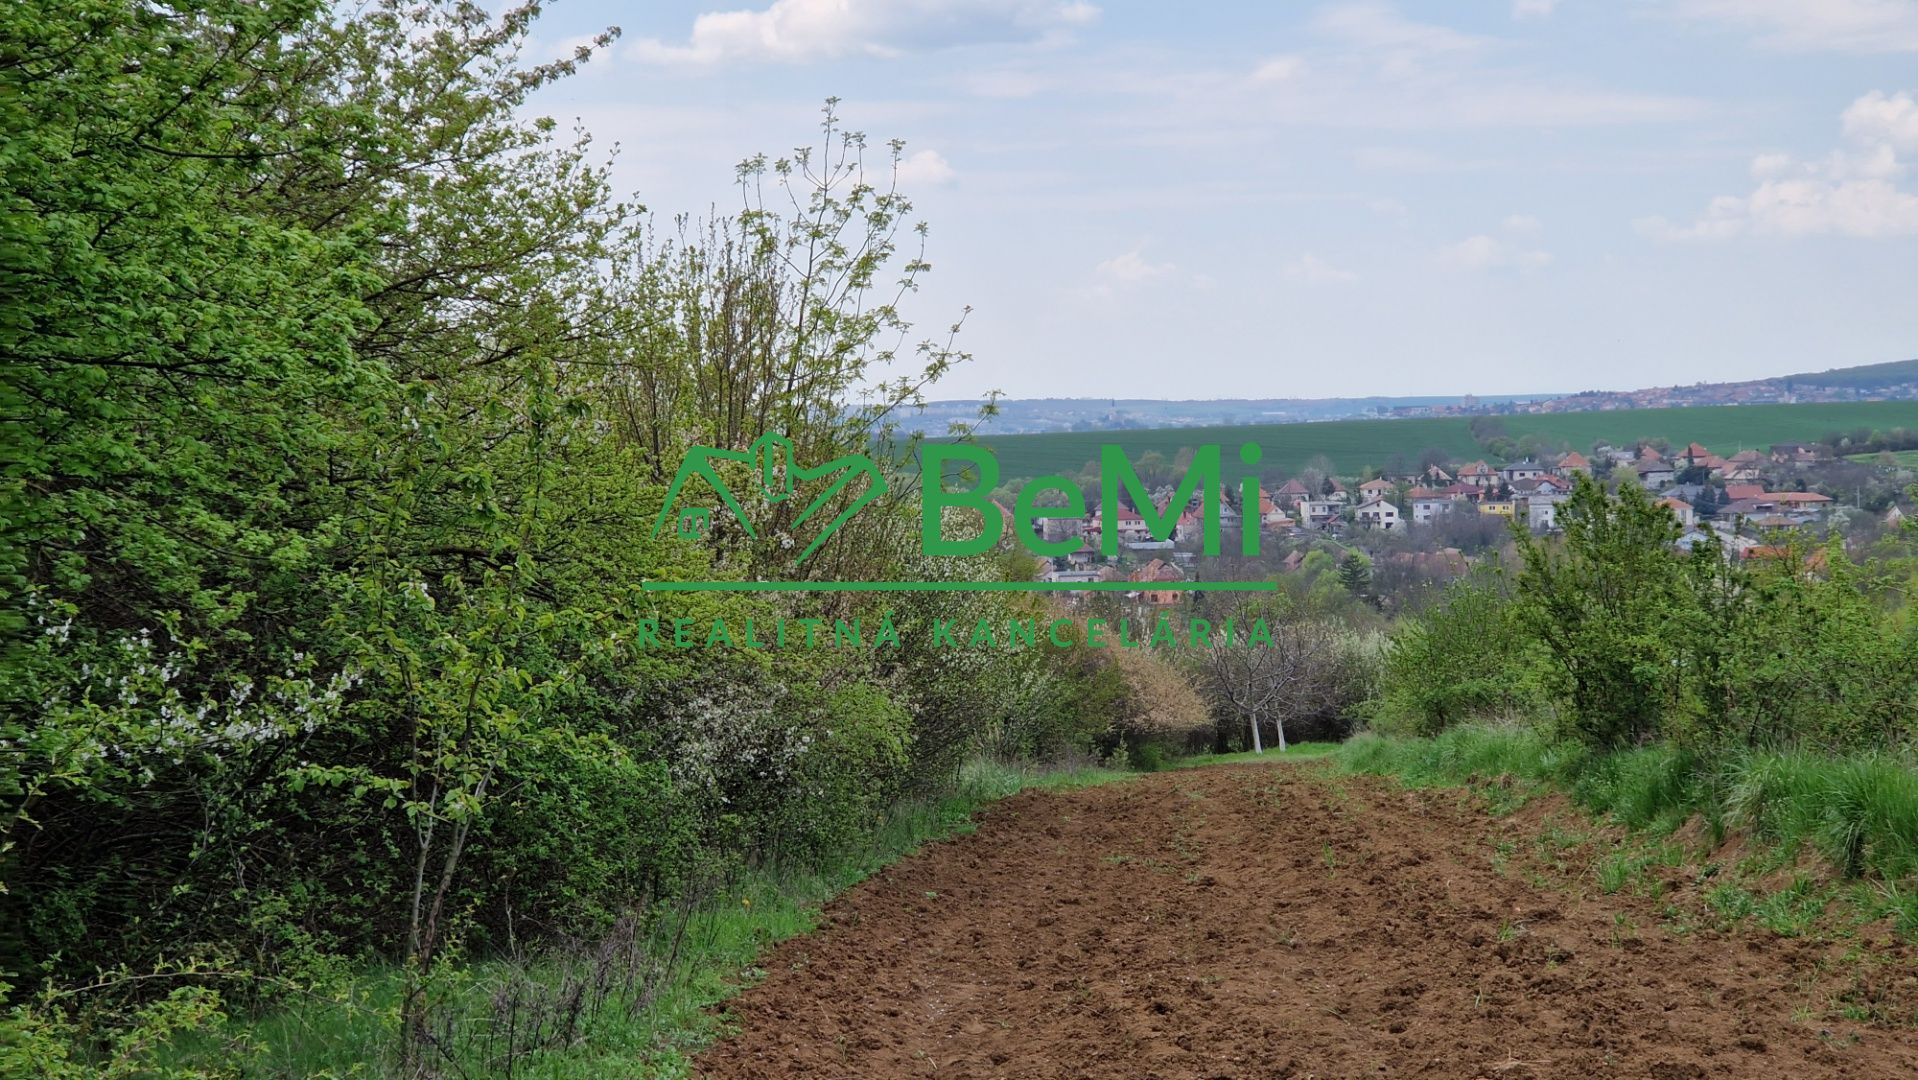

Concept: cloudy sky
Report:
left=520, top=0, right=1918, bottom=401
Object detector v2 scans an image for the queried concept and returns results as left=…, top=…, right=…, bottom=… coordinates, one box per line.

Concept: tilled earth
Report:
left=695, top=764, right=1918, bottom=1078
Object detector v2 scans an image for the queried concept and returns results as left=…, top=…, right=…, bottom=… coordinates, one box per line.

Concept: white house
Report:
left=1658, top=497, right=1696, bottom=529
left=1407, top=487, right=1459, bottom=525
left=1526, top=499, right=1559, bottom=532
left=1299, top=499, right=1343, bottom=530
left=1354, top=496, right=1401, bottom=531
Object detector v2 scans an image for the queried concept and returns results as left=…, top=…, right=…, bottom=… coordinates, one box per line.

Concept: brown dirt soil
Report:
left=694, top=764, right=1918, bottom=1079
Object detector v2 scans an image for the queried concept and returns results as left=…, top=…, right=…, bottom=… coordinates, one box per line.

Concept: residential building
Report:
left=1353, top=496, right=1401, bottom=530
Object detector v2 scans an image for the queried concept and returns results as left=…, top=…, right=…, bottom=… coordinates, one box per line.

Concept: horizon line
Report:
left=641, top=580, right=1279, bottom=593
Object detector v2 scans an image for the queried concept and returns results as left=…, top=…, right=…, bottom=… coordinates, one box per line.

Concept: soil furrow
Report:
left=695, top=764, right=1918, bottom=1079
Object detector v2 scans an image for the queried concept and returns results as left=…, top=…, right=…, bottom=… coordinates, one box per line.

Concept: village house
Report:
left=1131, top=558, right=1186, bottom=605
left=1677, top=529, right=1759, bottom=559
left=1272, top=478, right=1312, bottom=508
left=1357, top=478, right=1396, bottom=499
left=1509, top=475, right=1571, bottom=533
left=1480, top=498, right=1516, bottom=518
left=1553, top=451, right=1591, bottom=476
left=1256, top=488, right=1295, bottom=530
left=1658, top=497, right=1697, bottom=529
left=1716, top=490, right=1832, bottom=525
left=1087, top=504, right=1155, bottom=546
left=1677, top=442, right=1725, bottom=473
left=1770, top=443, right=1821, bottom=466
left=1353, top=496, right=1401, bottom=530
left=1174, top=510, right=1206, bottom=546
left=1499, top=460, right=1547, bottom=483
left=1458, top=461, right=1498, bottom=488
left=1723, top=449, right=1766, bottom=481
left=1510, top=476, right=1571, bottom=499
left=1299, top=499, right=1343, bottom=530
left=1637, top=459, right=1677, bottom=488
left=1407, top=487, right=1460, bottom=525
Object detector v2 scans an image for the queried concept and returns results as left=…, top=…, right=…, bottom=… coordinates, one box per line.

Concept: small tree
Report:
left=1337, top=553, right=1372, bottom=597
left=1512, top=475, right=1686, bottom=747
left=1199, top=598, right=1346, bottom=753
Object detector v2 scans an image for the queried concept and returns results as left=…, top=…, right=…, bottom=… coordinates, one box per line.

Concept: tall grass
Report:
left=152, top=758, right=1129, bottom=1077
left=1338, top=726, right=1918, bottom=884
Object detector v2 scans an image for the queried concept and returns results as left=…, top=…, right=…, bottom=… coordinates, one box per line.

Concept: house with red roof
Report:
left=1132, top=558, right=1187, bottom=605
left=1553, top=451, right=1590, bottom=476
left=1458, top=461, right=1497, bottom=488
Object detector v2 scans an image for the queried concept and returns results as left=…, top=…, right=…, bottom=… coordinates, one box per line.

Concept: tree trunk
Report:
left=1275, top=715, right=1289, bottom=753
left=1249, top=708, right=1264, bottom=754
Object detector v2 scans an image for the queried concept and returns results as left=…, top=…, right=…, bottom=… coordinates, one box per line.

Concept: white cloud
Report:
left=1282, top=253, right=1359, bottom=283
left=1232, top=4, right=1705, bottom=129
left=631, top=0, right=1100, bottom=65
left=895, top=149, right=957, bottom=186
left=1252, top=54, right=1307, bottom=82
left=958, top=69, right=1052, bottom=98
left=1640, top=89, right=1918, bottom=239
left=1094, top=249, right=1177, bottom=286
left=1512, top=0, right=1560, bottom=19
left=1664, top=0, right=1918, bottom=54
left=1502, top=213, right=1543, bottom=233
left=1843, top=88, right=1918, bottom=151
left=1440, top=234, right=1552, bottom=271
left=1311, top=2, right=1489, bottom=79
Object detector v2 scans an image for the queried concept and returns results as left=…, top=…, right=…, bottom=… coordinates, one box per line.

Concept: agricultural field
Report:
left=966, top=400, right=1918, bottom=480
left=697, top=760, right=1918, bottom=1078
left=1847, top=449, right=1918, bottom=468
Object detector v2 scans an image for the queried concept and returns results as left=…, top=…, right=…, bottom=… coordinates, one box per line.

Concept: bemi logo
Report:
left=922, top=443, right=1262, bottom=559
left=655, top=435, right=1264, bottom=564
left=651, top=432, right=888, bottom=565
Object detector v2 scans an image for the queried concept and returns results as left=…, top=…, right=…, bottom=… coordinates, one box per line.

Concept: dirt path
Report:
left=695, top=764, right=1918, bottom=1079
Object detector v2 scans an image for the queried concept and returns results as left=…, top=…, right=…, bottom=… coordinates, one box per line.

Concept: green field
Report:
left=1846, top=449, right=1918, bottom=467
left=970, top=401, right=1918, bottom=480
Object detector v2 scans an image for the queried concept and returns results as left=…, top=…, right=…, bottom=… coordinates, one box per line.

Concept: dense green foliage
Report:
left=0, top=3, right=1191, bottom=1071
left=968, top=401, right=1918, bottom=481
left=1377, top=476, right=1918, bottom=752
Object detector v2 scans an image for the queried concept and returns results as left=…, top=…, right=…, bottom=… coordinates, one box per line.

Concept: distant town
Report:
left=1006, top=434, right=1916, bottom=610
left=917, top=358, right=1918, bottom=436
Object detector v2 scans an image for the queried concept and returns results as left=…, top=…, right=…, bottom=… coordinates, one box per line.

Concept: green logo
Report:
left=652, top=432, right=887, bottom=565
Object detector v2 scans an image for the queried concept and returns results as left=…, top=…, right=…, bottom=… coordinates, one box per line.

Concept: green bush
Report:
left=1376, top=571, right=1548, bottom=736
left=475, top=734, right=698, bottom=942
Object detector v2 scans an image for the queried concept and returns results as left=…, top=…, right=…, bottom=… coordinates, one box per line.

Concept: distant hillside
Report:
left=1781, top=358, right=1918, bottom=391
left=969, top=400, right=1918, bottom=481
left=917, top=358, right=1918, bottom=437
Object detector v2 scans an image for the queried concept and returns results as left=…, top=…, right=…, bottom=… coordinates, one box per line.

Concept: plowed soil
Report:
left=695, top=763, right=1918, bottom=1078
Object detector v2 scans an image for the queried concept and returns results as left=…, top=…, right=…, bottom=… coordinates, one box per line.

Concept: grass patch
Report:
left=154, top=758, right=1129, bottom=1077
left=1175, top=742, right=1341, bottom=768
left=1336, top=726, right=1918, bottom=941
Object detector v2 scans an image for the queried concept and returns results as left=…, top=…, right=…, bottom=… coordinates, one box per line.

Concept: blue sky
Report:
left=517, top=1, right=1918, bottom=401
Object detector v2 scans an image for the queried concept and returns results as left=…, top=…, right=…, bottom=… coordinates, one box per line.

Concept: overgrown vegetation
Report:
left=1357, top=474, right=1918, bottom=934
left=0, top=2, right=1200, bottom=1071
left=1377, top=476, right=1918, bottom=753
